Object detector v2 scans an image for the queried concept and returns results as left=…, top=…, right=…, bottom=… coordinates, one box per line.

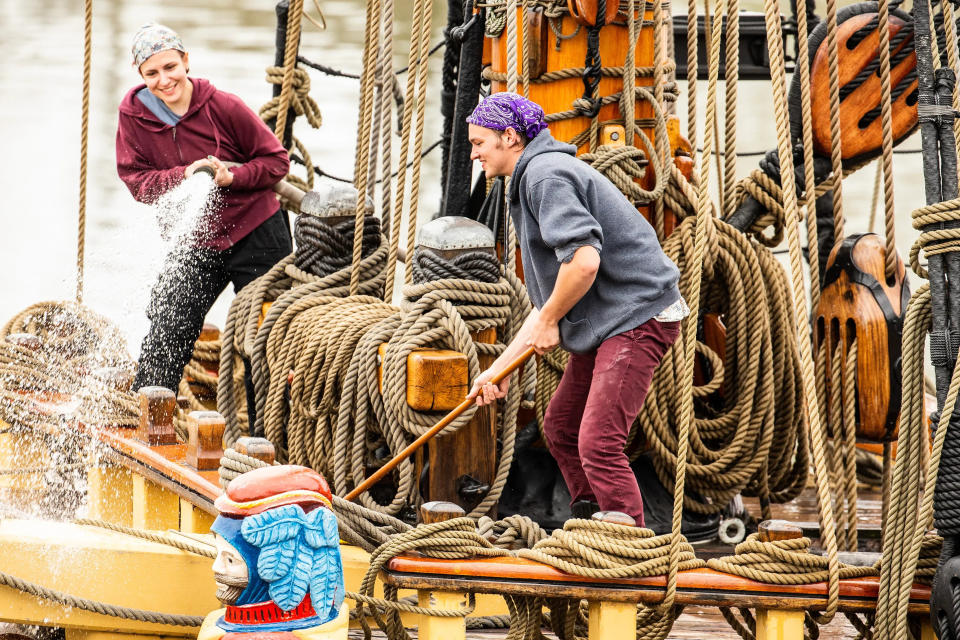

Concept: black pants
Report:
left=134, top=209, right=292, bottom=395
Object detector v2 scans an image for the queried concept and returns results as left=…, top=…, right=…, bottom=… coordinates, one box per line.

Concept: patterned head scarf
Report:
left=466, top=92, right=548, bottom=140
left=131, top=22, right=186, bottom=69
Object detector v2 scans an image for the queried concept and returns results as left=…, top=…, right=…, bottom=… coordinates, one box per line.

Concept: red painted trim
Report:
left=225, top=594, right=318, bottom=624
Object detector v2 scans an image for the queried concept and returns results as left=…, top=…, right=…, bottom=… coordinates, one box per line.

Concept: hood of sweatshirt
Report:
left=508, top=132, right=578, bottom=201
left=118, top=77, right=218, bottom=133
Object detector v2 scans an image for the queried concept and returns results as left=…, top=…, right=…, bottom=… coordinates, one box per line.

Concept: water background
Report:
left=0, top=0, right=926, bottom=355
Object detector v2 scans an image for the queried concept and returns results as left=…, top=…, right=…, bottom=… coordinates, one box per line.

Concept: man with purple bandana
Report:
left=466, top=92, right=688, bottom=527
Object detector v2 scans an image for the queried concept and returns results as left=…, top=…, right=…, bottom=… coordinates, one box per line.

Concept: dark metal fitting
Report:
left=449, top=14, right=478, bottom=42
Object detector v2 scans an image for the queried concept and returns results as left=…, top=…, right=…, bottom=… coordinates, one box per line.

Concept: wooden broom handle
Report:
left=343, top=346, right=536, bottom=502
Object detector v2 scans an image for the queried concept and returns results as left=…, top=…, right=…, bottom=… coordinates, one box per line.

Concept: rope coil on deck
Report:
left=636, top=208, right=808, bottom=516
left=0, top=302, right=139, bottom=433
left=707, top=534, right=878, bottom=584
left=217, top=212, right=388, bottom=445
left=333, top=248, right=532, bottom=518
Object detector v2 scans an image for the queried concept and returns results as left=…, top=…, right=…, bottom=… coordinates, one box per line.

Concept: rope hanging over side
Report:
left=760, top=0, right=844, bottom=622
left=76, top=0, right=92, bottom=303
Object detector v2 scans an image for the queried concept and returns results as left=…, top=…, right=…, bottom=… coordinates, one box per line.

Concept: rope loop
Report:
left=909, top=197, right=960, bottom=279
left=576, top=88, right=671, bottom=205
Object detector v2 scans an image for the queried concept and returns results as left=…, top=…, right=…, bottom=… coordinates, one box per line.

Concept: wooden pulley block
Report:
left=814, top=234, right=908, bottom=442
left=567, top=0, right=619, bottom=27
left=805, top=3, right=917, bottom=164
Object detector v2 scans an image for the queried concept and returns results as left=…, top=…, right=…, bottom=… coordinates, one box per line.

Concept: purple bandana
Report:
left=466, top=92, right=548, bottom=140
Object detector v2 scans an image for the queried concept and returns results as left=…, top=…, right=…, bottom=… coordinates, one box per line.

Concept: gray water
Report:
left=0, top=0, right=928, bottom=354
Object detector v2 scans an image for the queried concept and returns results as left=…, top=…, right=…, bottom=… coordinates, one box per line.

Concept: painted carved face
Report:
left=212, top=533, right=249, bottom=605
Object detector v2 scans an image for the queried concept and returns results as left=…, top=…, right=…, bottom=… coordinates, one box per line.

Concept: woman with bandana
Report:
left=465, top=92, right=687, bottom=528
left=116, top=23, right=291, bottom=399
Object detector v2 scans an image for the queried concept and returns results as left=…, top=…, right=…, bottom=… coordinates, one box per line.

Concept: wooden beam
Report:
left=588, top=600, right=637, bottom=640
left=86, top=464, right=133, bottom=526
left=755, top=609, right=805, bottom=640
left=416, top=590, right=467, bottom=640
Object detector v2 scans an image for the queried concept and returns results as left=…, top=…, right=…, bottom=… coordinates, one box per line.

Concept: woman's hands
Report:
left=185, top=156, right=234, bottom=187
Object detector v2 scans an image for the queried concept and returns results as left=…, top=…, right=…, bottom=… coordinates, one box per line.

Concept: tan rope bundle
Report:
left=262, top=295, right=397, bottom=469
left=333, top=269, right=532, bottom=518
left=816, top=337, right=860, bottom=551
left=477, top=513, right=548, bottom=549
left=0, top=302, right=139, bottom=432
left=514, top=520, right=705, bottom=640
left=576, top=87, right=671, bottom=206
left=755, top=0, right=846, bottom=623
left=709, top=532, right=879, bottom=640
left=259, top=66, right=323, bottom=202
left=875, top=198, right=960, bottom=637
left=218, top=224, right=389, bottom=445
left=635, top=212, right=807, bottom=515
left=707, top=533, right=877, bottom=584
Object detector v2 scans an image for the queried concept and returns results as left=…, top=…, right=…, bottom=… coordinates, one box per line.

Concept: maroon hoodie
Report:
left=116, top=78, right=290, bottom=250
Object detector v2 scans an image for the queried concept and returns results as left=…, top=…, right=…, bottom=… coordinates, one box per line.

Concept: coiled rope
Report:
left=635, top=209, right=807, bottom=515
left=875, top=197, right=960, bottom=639
left=217, top=210, right=388, bottom=445
left=0, top=302, right=138, bottom=432
left=333, top=247, right=532, bottom=518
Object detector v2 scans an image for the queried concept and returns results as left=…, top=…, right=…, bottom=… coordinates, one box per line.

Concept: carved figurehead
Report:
left=197, top=465, right=347, bottom=640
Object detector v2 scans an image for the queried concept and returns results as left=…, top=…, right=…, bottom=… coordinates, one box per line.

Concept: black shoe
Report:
left=571, top=500, right=600, bottom=520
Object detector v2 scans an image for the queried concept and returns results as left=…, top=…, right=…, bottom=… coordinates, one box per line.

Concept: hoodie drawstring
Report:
left=205, top=102, right=222, bottom=157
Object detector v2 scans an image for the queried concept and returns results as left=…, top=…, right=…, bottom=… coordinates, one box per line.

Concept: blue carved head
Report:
left=240, top=504, right=345, bottom=620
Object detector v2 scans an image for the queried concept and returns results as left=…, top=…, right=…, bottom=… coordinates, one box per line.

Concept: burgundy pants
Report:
left=543, top=317, right=681, bottom=526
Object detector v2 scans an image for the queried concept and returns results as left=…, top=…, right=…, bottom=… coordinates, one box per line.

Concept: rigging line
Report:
left=296, top=40, right=447, bottom=80
left=697, top=147, right=925, bottom=156
left=291, top=138, right=444, bottom=185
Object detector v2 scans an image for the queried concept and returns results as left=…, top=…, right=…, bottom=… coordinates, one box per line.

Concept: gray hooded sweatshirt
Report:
left=509, top=131, right=681, bottom=353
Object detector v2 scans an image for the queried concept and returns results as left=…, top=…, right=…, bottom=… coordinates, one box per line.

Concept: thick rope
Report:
left=708, top=534, right=877, bottom=584
left=73, top=518, right=216, bottom=558
left=259, top=66, right=324, bottom=201
left=578, top=89, right=671, bottom=206
left=825, top=0, right=846, bottom=240
left=335, top=259, right=531, bottom=518
left=760, top=0, right=843, bottom=621
left=722, top=0, right=740, bottom=219
left=376, top=0, right=398, bottom=300
left=0, top=569, right=204, bottom=627
left=791, top=0, right=821, bottom=312
left=76, top=0, right=91, bottom=303
left=0, top=302, right=139, bottom=434
left=637, top=211, right=807, bottom=514
left=351, top=0, right=382, bottom=296
left=273, top=0, right=306, bottom=140
left=218, top=214, right=387, bottom=444
left=875, top=197, right=960, bottom=638
left=876, top=0, right=899, bottom=280
left=403, top=0, right=434, bottom=286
